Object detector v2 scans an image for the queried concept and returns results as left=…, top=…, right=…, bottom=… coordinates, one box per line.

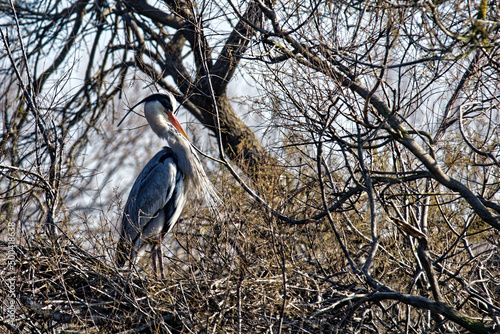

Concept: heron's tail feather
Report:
left=189, top=146, right=222, bottom=215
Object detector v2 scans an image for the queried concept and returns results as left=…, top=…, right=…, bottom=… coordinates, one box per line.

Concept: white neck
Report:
left=144, top=101, right=195, bottom=177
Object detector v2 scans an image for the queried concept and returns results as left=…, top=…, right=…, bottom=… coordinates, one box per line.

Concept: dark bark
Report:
left=175, top=1, right=271, bottom=179
left=191, top=92, right=270, bottom=176
left=369, top=292, right=493, bottom=334
left=126, top=0, right=270, bottom=179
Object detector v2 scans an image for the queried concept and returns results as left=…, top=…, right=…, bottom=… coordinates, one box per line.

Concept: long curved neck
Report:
left=144, top=105, right=195, bottom=178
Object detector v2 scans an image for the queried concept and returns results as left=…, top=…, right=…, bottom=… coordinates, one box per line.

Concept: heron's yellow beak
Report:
left=167, top=112, right=189, bottom=141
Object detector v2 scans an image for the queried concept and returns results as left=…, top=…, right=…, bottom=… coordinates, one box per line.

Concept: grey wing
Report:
left=118, top=147, right=185, bottom=259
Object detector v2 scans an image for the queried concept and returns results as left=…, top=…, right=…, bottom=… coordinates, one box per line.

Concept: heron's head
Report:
left=140, top=93, right=189, bottom=140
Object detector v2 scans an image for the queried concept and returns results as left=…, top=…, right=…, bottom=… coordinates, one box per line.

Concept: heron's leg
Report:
left=151, top=243, right=158, bottom=276
left=157, top=234, right=165, bottom=279
left=129, top=245, right=137, bottom=270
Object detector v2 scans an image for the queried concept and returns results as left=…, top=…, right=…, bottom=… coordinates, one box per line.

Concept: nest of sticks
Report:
left=0, top=235, right=377, bottom=333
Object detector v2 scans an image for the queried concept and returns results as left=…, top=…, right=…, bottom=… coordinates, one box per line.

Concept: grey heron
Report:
left=116, top=92, right=219, bottom=278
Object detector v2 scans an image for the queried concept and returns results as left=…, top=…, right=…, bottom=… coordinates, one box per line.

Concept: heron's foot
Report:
left=151, top=242, right=165, bottom=280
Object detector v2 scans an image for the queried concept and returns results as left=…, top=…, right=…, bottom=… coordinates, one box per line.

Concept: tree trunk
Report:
left=190, top=91, right=273, bottom=181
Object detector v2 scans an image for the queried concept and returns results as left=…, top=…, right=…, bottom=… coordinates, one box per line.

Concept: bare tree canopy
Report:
left=1, top=0, right=499, bottom=333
